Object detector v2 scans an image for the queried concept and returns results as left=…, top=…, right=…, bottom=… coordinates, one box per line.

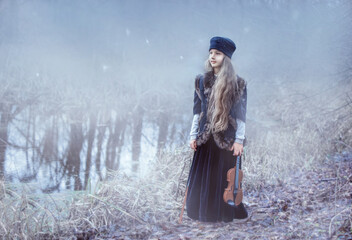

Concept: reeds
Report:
left=0, top=147, right=195, bottom=239
left=0, top=78, right=351, bottom=238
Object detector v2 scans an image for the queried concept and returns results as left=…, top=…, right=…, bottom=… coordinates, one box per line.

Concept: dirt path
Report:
left=74, top=153, right=352, bottom=240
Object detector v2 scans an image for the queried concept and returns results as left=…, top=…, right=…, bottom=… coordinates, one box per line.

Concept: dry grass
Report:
left=0, top=147, right=194, bottom=239
left=243, top=79, right=352, bottom=191
left=0, top=181, right=71, bottom=239
left=0, top=80, right=351, bottom=239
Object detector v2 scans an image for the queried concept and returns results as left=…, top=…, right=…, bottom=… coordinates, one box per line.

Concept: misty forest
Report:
left=0, top=0, right=351, bottom=239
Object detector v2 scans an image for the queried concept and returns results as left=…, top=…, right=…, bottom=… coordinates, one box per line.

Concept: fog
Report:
left=0, top=0, right=351, bottom=192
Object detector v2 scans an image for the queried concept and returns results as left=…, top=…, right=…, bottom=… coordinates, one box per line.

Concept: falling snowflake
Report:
left=102, top=65, right=109, bottom=72
left=126, top=28, right=130, bottom=36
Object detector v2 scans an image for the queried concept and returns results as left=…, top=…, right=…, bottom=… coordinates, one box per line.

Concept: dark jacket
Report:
left=193, top=71, right=247, bottom=150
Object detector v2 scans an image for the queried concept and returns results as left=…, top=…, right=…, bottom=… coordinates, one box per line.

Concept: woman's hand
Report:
left=190, top=140, right=197, bottom=151
left=230, top=142, right=243, bottom=156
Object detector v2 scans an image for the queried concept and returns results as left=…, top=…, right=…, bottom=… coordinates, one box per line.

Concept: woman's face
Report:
left=209, top=49, right=225, bottom=69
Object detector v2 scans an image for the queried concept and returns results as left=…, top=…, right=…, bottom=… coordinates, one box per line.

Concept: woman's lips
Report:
left=211, top=61, right=216, bottom=63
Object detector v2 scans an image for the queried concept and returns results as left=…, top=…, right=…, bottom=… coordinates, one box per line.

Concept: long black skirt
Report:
left=186, top=134, right=248, bottom=222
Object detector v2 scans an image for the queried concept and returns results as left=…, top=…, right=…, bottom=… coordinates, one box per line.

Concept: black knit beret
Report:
left=209, top=36, right=236, bottom=59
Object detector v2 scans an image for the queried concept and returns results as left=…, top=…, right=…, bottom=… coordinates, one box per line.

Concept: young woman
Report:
left=186, top=36, right=248, bottom=222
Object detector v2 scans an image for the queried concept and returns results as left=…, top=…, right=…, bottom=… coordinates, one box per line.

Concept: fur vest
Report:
left=193, top=71, right=247, bottom=150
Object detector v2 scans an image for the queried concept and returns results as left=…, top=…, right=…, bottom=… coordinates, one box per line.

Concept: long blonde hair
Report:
left=204, top=56, right=240, bottom=133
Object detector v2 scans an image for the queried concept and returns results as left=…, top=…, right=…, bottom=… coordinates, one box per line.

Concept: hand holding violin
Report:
left=230, top=142, right=243, bottom=156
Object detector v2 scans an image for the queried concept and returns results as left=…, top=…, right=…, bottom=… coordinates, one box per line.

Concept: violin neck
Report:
left=234, top=155, right=240, bottom=190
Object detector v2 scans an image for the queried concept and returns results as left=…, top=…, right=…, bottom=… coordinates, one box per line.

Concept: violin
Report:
left=223, top=155, right=243, bottom=206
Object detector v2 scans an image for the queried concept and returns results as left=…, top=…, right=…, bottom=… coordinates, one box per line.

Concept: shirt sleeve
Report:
left=235, top=118, right=245, bottom=144
left=189, top=113, right=200, bottom=140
